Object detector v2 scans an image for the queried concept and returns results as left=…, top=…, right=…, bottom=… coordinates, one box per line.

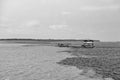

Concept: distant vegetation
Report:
left=0, top=38, right=100, bottom=42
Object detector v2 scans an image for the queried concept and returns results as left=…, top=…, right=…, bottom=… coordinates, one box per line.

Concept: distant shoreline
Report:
left=0, top=38, right=100, bottom=42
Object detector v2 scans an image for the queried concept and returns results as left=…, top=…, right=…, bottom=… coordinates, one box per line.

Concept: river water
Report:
left=0, top=43, right=109, bottom=80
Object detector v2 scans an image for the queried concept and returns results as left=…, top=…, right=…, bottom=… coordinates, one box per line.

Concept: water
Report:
left=0, top=42, right=109, bottom=80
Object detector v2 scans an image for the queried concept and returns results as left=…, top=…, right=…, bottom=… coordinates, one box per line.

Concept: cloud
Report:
left=14, top=20, right=41, bottom=33
left=0, top=23, right=9, bottom=28
left=49, top=24, right=68, bottom=30
left=1, top=20, right=41, bottom=34
left=0, top=16, right=15, bottom=22
left=0, top=16, right=9, bottom=21
left=80, top=5, right=120, bottom=11
left=61, top=11, right=72, bottom=15
left=23, top=20, right=40, bottom=27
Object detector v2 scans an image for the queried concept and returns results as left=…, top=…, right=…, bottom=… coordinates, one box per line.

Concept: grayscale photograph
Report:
left=0, top=0, right=120, bottom=80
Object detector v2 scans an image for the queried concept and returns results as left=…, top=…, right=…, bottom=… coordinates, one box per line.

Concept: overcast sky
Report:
left=0, top=0, right=120, bottom=41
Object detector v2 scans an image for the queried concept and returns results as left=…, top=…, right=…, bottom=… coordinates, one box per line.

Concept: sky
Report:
left=0, top=0, right=120, bottom=41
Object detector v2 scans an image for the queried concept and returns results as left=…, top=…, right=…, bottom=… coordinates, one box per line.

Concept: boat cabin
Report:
left=81, top=40, right=95, bottom=48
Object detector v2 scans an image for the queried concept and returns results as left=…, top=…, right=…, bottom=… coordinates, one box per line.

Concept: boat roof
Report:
left=83, top=40, right=94, bottom=42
